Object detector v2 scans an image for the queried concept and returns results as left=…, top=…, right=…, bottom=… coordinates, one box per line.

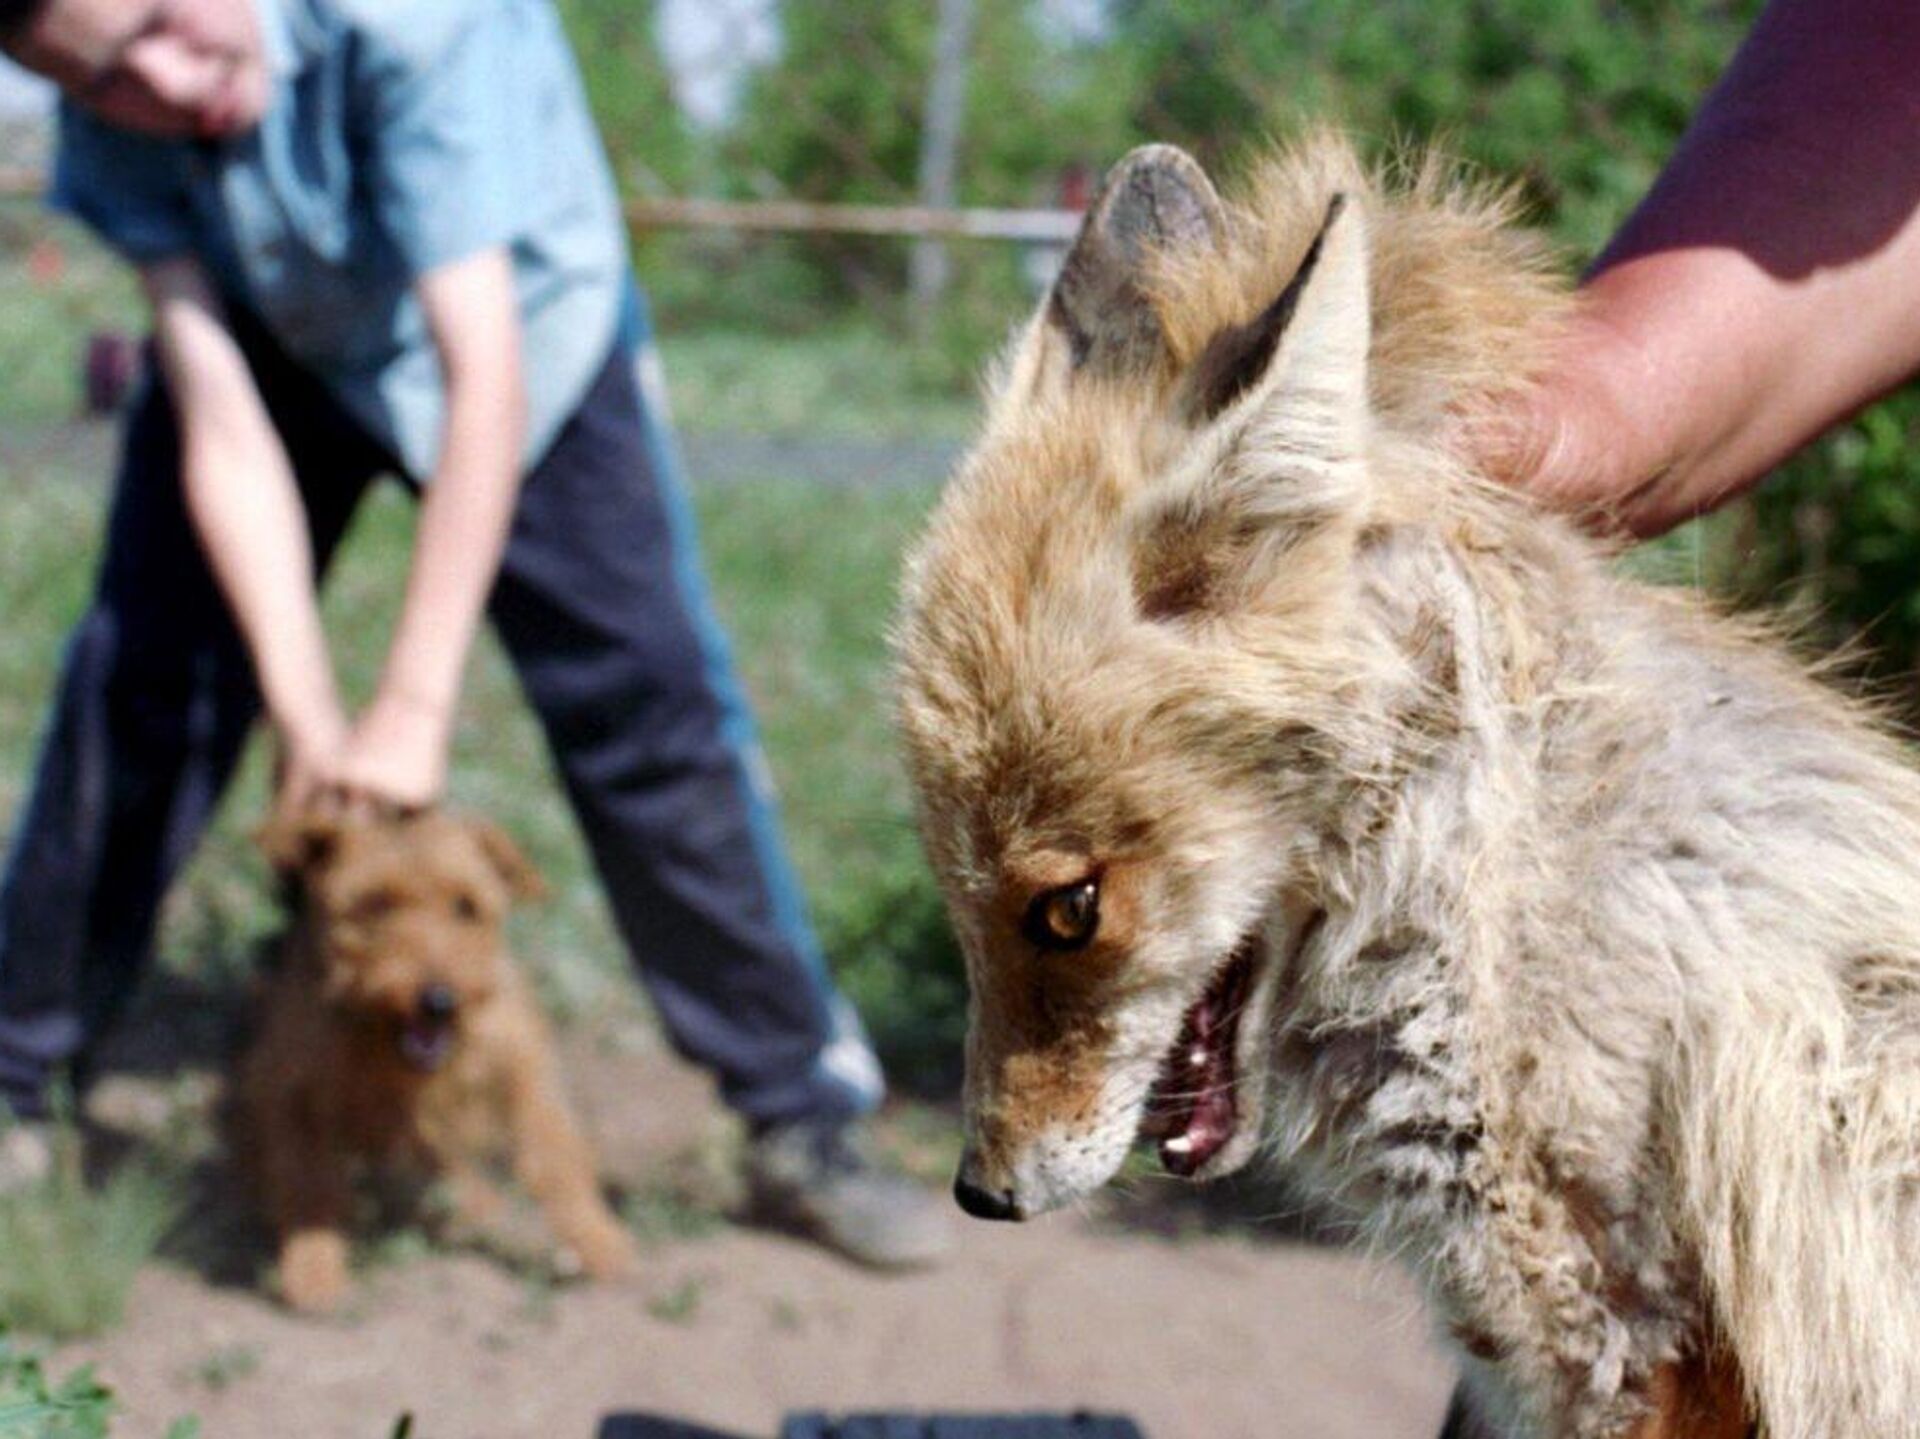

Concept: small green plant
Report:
left=0, top=1130, right=184, bottom=1341
left=0, top=1329, right=115, bottom=1439
left=620, top=1181, right=724, bottom=1248
left=643, top=1275, right=705, bottom=1326
left=185, top=1344, right=259, bottom=1394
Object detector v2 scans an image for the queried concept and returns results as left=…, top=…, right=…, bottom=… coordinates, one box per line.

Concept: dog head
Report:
left=259, top=807, right=546, bottom=1073
left=894, top=136, right=1566, bottom=1219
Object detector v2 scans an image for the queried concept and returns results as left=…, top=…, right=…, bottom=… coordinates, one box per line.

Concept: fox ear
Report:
left=1179, top=194, right=1369, bottom=432
left=999, top=145, right=1225, bottom=402
left=1132, top=197, right=1372, bottom=621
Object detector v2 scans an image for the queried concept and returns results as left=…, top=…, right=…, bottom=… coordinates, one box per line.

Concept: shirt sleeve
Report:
left=352, top=3, right=524, bottom=280
left=48, top=102, right=198, bottom=264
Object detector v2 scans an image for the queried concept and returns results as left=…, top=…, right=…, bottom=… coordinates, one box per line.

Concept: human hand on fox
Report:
left=1469, top=0, right=1920, bottom=540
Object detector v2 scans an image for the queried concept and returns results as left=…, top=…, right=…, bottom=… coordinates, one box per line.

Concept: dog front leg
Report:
left=258, top=1101, right=355, bottom=1314
left=504, top=1066, right=636, bottom=1280
left=440, top=1162, right=508, bottom=1234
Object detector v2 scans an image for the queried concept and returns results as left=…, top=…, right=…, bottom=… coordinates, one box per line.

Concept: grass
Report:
left=0, top=206, right=144, bottom=427
left=642, top=1275, right=706, bottom=1326
left=658, top=325, right=980, bottom=442
left=0, top=1135, right=182, bottom=1341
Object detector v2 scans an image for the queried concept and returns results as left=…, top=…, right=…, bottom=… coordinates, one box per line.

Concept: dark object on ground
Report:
left=599, top=1420, right=747, bottom=1439
left=598, top=1415, right=1147, bottom=1439
left=784, top=1418, right=1146, bottom=1438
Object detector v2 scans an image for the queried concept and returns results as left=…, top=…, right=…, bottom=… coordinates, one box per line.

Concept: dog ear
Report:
left=1131, top=196, right=1372, bottom=621
left=255, top=808, right=345, bottom=880
left=467, top=819, right=548, bottom=903
left=998, top=145, right=1226, bottom=405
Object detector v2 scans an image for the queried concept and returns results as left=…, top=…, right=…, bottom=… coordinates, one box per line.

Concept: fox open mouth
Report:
left=1140, top=936, right=1260, bottom=1176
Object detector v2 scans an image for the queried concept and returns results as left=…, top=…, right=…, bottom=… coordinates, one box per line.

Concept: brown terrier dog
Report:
left=236, top=806, right=636, bottom=1313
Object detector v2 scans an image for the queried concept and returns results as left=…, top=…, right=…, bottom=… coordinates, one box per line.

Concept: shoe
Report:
left=0, top=1119, right=54, bottom=1195
left=744, top=1118, right=955, bottom=1270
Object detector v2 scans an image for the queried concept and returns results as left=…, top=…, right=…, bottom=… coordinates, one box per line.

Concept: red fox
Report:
left=894, top=136, right=1920, bottom=1437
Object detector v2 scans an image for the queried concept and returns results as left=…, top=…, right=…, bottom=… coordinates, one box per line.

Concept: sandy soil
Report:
left=54, top=1025, right=1458, bottom=1439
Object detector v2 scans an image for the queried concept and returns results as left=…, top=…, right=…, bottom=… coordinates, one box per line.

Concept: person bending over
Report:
left=0, top=0, right=951, bottom=1270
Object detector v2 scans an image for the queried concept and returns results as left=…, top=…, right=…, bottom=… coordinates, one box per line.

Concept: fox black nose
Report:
left=953, top=1171, right=1021, bottom=1222
left=417, top=983, right=458, bottom=1021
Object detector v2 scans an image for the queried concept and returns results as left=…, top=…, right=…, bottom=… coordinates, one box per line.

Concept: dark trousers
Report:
left=0, top=296, right=881, bottom=1129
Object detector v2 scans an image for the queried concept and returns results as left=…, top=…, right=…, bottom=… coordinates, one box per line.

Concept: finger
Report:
left=274, top=769, right=318, bottom=824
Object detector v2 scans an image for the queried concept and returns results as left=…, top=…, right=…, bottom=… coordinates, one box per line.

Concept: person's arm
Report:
left=328, top=247, right=527, bottom=808
left=1480, top=0, right=1920, bottom=537
left=143, top=257, right=348, bottom=808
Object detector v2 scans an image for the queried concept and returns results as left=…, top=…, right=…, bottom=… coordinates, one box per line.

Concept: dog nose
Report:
left=417, top=983, right=458, bottom=1021
left=952, top=1169, right=1022, bottom=1222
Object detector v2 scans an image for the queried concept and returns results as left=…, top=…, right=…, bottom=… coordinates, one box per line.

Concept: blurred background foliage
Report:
left=562, top=0, right=1920, bottom=692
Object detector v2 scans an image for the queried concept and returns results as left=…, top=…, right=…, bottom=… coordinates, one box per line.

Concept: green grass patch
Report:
left=0, top=209, right=144, bottom=426
left=656, top=325, right=980, bottom=442
left=0, top=1141, right=183, bottom=1341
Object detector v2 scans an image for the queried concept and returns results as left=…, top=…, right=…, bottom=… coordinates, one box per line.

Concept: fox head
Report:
left=893, top=136, right=1566, bottom=1220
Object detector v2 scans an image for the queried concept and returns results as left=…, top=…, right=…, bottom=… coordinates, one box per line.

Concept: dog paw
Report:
left=440, top=1171, right=508, bottom=1233
left=564, top=1218, right=639, bottom=1281
left=279, top=1229, right=351, bottom=1314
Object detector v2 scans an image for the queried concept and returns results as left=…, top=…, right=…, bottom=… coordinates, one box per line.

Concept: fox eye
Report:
left=1023, top=880, right=1100, bottom=951
left=451, top=893, right=482, bottom=923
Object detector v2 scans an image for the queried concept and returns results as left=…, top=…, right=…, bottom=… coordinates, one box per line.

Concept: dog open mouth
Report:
left=397, top=1014, right=456, bottom=1072
left=1139, top=936, right=1260, bottom=1177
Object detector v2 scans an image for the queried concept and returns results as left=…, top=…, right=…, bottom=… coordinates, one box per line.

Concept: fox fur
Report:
left=893, top=133, right=1920, bottom=1438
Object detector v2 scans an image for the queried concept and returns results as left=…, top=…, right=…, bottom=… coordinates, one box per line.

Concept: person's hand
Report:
left=328, top=687, right=453, bottom=814
left=271, top=699, right=350, bottom=820
left=1456, top=309, right=1680, bottom=539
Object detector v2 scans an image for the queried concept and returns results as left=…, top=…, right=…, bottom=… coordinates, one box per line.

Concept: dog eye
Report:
left=346, top=888, right=401, bottom=924
left=1022, top=880, right=1100, bottom=952
left=451, top=893, right=482, bottom=924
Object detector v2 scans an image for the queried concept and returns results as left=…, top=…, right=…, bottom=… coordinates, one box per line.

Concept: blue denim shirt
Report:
left=49, top=0, right=627, bottom=479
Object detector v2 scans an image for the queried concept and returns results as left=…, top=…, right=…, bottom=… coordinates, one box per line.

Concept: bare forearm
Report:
left=180, top=427, right=339, bottom=725
left=144, top=260, right=340, bottom=735
left=380, top=386, right=525, bottom=717
left=1508, top=0, right=1920, bottom=534
left=366, top=247, right=525, bottom=749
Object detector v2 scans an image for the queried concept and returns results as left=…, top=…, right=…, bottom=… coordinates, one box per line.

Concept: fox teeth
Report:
left=1163, top=1134, right=1195, bottom=1156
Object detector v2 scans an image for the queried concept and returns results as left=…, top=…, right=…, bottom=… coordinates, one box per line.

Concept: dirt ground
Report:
left=54, top=1015, right=1458, bottom=1439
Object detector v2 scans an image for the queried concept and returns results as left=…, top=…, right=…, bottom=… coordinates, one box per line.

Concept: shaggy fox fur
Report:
left=893, top=134, right=1920, bottom=1438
